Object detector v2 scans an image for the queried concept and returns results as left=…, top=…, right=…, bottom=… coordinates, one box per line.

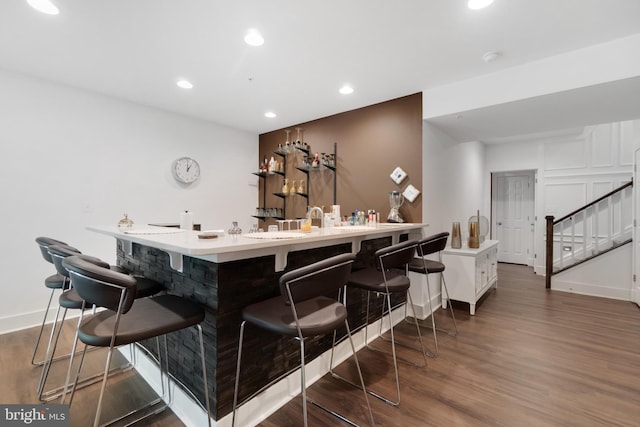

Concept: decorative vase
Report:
left=468, top=221, right=480, bottom=248
left=282, top=178, right=289, bottom=195
left=451, top=222, right=462, bottom=249
left=297, top=180, right=305, bottom=194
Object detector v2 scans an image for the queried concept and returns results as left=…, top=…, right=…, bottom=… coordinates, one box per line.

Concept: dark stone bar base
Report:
left=116, top=235, right=407, bottom=420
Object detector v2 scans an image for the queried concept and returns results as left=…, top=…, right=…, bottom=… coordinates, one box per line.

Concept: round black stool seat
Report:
left=45, top=273, right=67, bottom=289
left=59, top=289, right=85, bottom=310
left=77, top=295, right=205, bottom=347
left=348, top=267, right=411, bottom=293
left=408, top=258, right=445, bottom=274
left=243, top=296, right=347, bottom=337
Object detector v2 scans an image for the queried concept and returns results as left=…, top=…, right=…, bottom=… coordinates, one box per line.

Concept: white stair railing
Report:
left=545, top=180, right=633, bottom=286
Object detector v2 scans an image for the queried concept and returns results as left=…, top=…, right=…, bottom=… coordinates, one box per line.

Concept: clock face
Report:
left=172, top=157, right=200, bottom=184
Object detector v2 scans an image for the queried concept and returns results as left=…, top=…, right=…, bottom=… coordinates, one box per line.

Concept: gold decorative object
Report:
left=468, top=221, right=479, bottom=248
left=117, top=213, right=134, bottom=229
left=451, top=222, right=462, bottom=249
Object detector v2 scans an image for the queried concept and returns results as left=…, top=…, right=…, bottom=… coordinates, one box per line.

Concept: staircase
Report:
left=545, top=180, right=633, bottom=288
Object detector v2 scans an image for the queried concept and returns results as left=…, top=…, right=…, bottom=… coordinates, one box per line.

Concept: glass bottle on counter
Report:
left=228, top=221, right=242, bottom=235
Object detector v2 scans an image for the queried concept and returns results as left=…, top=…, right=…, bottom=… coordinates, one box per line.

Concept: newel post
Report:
left=545, top=215, right=555, bottom=289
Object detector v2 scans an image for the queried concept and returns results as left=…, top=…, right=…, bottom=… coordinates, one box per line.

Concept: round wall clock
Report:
left=172, top=157, right=200, bottom=184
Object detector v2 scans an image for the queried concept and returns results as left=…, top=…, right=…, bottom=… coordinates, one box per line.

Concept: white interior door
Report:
left=492, top=171, right=535, bottom=265
left=634, top=149, right=640, bottom=306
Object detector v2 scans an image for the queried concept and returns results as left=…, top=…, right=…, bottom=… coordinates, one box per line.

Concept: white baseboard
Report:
left=410, top=294, right=441, bottom=320
left=551, top=279, right=632, bottom=301
left=123, top=305, right=407, bottom=427
left=0, top=306, right=63, bottom=335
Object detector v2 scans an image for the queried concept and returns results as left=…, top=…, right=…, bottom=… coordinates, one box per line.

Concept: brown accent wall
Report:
left=258, top=92, right=422, bottom=225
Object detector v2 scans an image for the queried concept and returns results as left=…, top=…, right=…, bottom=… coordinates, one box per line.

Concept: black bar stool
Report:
left=38, top=245, right=109, bottom=400
left=232, top=253, right=374, bottom=427
left=61, top=256, right=210, bottom=427
left=32, top=237, right=79, bottom=366
left=38, top=244, right=164, bottom=401
left=408, top=232, right=458, bottom=356
left=338, top=239, right=429, bottom=406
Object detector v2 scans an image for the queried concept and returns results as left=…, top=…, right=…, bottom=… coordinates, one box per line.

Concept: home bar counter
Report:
left=88, top=223, right=426, bottom=423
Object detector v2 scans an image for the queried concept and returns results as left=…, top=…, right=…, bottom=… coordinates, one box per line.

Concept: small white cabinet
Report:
left=441, top=240, right=499, bottom=315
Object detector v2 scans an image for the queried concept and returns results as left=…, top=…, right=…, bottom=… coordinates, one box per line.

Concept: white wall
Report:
left=0, top=69, right=258, bottom=333
left=422, top=122, right=456, bottom=232
left=423, top=122, right=485, bottom=237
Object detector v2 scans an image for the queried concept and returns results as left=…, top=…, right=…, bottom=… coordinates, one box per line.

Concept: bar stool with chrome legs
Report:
left=335, top=239, right=428, bottom=407
left=37, top=245, right=109, bottom=400
left=38, top=244, right=165, bottom=401
left=408, top=232, right=458, bottom=357
left=61, top=256, right=211, bottom=427
left=232, top=253, right=374, bottom=427
left=32, top=237, right=79, bottom=366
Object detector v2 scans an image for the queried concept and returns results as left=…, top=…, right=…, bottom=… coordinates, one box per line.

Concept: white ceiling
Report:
left=1, top=0, right=640, bottom=138
left=428, top=75, right=640, bottom=143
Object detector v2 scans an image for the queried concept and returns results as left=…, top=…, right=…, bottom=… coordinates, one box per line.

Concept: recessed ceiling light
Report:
left=264, top=112, right=276, bottom=118
left=244, top=29, right=264, bottom=47
left=468, top=0, right=494, bottom=10
left=176, top=80, right=194, bottom=89
left=339, top=85, right=354, bottom=95
left=27, top=0, right=59, bottom=15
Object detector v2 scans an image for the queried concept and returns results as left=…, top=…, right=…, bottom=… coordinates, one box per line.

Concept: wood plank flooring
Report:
left=260, top=263, right=640, bottom=427
left=1, top=263, right=639, bottom=426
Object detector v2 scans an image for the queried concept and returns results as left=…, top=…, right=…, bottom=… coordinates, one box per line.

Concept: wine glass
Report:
left=295, top=127, right=303, bottom=146
left=284, top=129, right=291, bottom=154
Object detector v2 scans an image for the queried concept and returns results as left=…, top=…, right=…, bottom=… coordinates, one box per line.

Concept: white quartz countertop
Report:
left=88, top=223, right=427, bottom=271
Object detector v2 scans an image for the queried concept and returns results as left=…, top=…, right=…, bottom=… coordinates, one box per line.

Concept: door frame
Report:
left=491, top=169, right=537, bottom=266
left=633, top=149, right=640, bottom=307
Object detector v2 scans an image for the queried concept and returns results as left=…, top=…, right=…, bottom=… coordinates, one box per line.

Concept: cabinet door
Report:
left=443, top=253, right=475, bottom=304
left=475, top=258, right=482, bottom=293
left=488, top=247, right=498, bottom=282
left=475, top=253, right=487, bottom=293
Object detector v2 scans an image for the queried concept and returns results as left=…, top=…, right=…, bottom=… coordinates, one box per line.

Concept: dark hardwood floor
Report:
left=2, top=263, right=639, bottom=426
